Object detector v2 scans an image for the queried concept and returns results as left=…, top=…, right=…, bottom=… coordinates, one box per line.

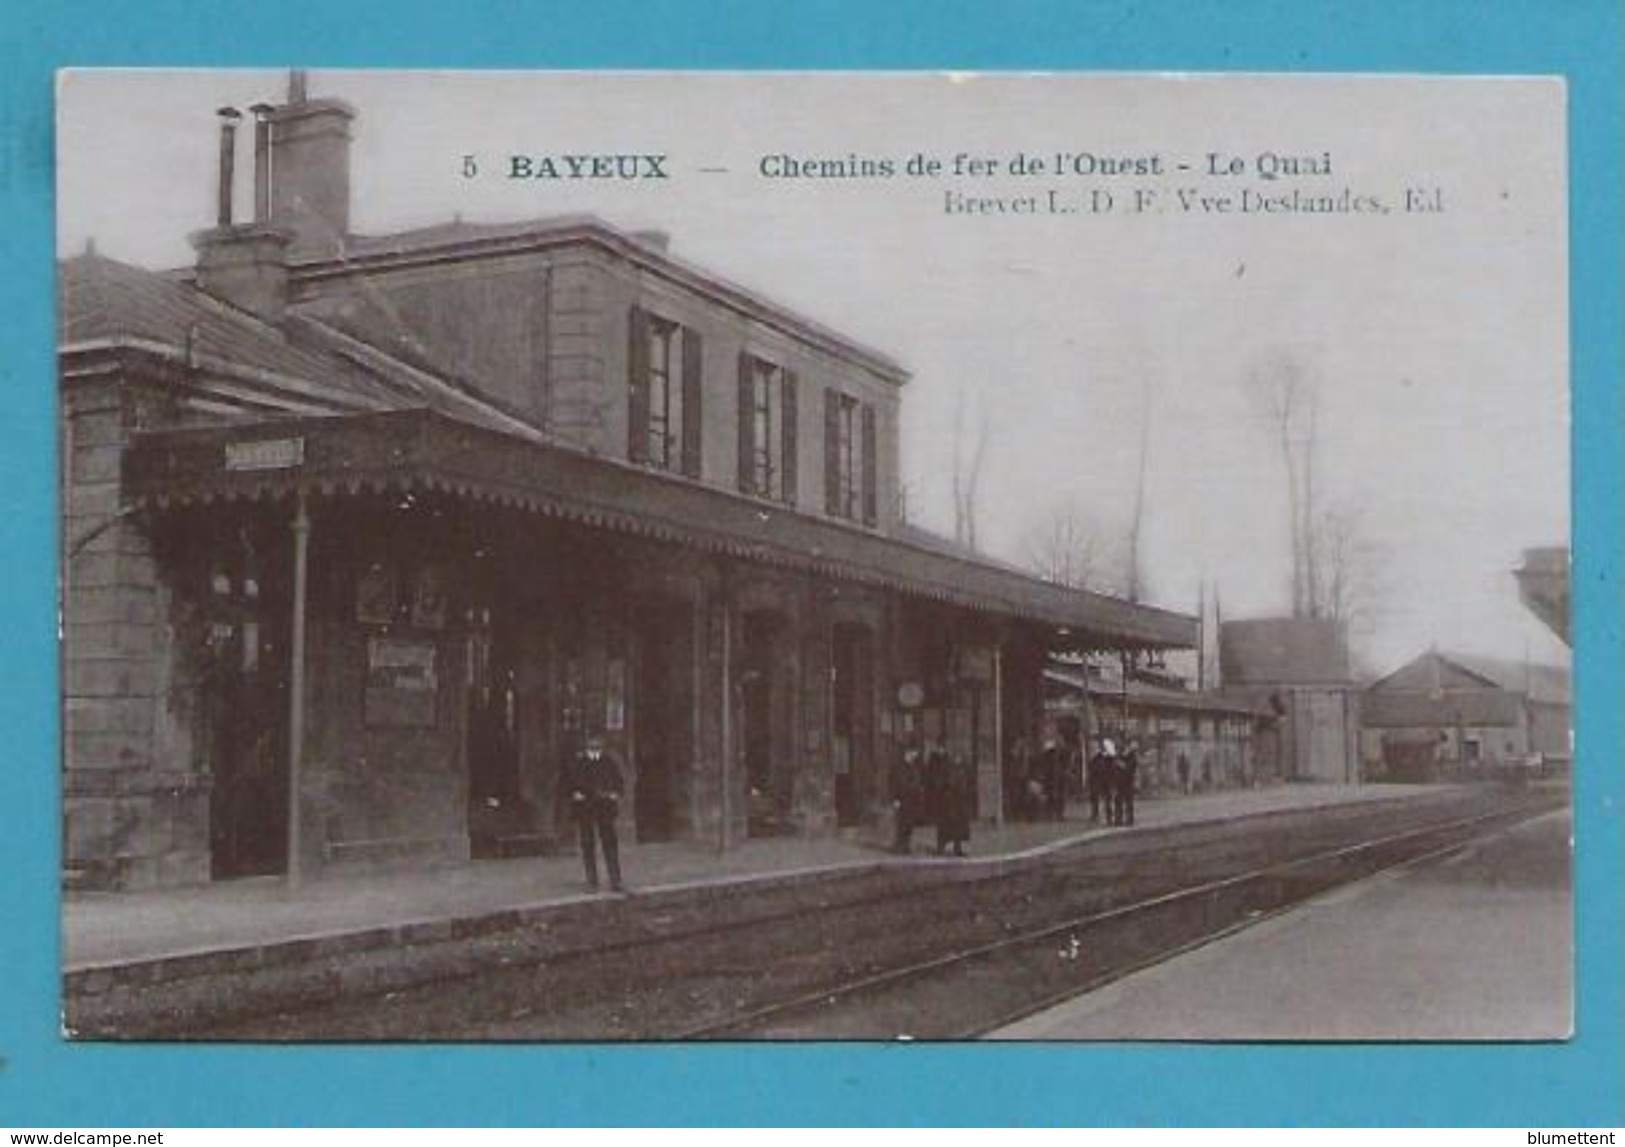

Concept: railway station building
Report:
left=60, top=82, right=1195, bottom=891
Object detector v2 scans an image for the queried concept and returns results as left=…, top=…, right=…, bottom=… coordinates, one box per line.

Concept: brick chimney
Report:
left=191, top=224, right=294, bottom=322
left=266, top=78, right=355, bottom=257
left=191, top=105, right=294, bottom=322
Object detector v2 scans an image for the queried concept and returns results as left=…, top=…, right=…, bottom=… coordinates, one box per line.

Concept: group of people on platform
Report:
left=570, top=724, right=1155, bottom=891
left=1086, top=738, right=1139, bottom=827
left=1003, top=734, right=1141, bottom=827
left=890, top=731, right=1146, bottom=856
left=889, top=738, right=976, bottom=857
left=1007, top=735, right=1073, bottom=822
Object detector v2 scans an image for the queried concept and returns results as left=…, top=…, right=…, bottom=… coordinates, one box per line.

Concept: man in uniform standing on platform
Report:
left=1089, top=737, right=1115, bottom=824
left=1115, top=741, right=1140, bottom=827
left=568, top=732, right=626, bottom=893
left=1040, top=736, right=1067, bottom=821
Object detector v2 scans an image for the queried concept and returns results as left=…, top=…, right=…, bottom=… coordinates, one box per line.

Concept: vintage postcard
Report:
left=57, top=69, right=1570, bottom=1042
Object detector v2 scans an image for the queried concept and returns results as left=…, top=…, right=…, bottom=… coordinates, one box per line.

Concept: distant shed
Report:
left=1361, top=650, right=1571, bottom=776
left=1218, top=618, right=1361, bottom=784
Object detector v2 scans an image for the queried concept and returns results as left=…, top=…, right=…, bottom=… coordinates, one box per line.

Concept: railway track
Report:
left=160, top=787, right=1560, bottom=1040
left=678, top=801, right=1555, bottom=1039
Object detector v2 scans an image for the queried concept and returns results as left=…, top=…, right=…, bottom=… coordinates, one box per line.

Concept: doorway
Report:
left=831, top=622, right=876, bottom=827
left=200, top=546, right=288, bottom=880
left=633, top=603, right=693, bottom=842
left=466, top=608, right=524, bottom=857
left=741, top=609, right=793, bottom=836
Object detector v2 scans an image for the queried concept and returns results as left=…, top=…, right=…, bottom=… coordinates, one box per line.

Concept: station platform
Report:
left=65, top=782, right=1453, bottom=976
left=988, top=806, right=1572, bottom=1040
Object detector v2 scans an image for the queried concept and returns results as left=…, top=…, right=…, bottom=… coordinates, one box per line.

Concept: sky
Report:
left=56, top=70, right=1571, bottom=672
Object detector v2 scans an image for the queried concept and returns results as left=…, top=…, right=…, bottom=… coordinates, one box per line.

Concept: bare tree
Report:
left=1020, top=503, right=1130, bottom=595
left=1312, top=502, right=1386, bottom=639
left=1248, top=346, right=1388, bottom=631
left=1301, top=385, right=1320, bottom=615
left=1247, top=348, right=1320, bottom=616
left=951, top=383, right=991, bottom=550
left=1126, top=377, right=1153, bottom=603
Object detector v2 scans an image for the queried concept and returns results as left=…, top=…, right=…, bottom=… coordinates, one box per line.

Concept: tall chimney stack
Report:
left=192, top=76, right=354, bottom=319
left=250, top=103, right=275, bottom=222
left=266, top=77, right=355, bottom=257
left=215, top=107, right=242, bottom=226
left=193, top=103, right=292, bottom=321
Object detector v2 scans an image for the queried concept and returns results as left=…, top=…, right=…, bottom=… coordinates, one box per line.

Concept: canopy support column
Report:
left=286, top=490, right=311, bottom=887
left=992, top=641, right=1005, bottom=828
left=716, top=560, right=735, bottom=855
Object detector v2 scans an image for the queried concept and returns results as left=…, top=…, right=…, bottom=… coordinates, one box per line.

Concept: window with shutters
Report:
left=629, top=307, right=703, bottom=477
left=738, top=354, right=796, bottom=503
left=752, top=362, right=779, bottom=493
left=834, top=393, right=859, bottom=519
left=825, top=390, right=878, bottom=525
left=646, top=317, right=678, bottom=468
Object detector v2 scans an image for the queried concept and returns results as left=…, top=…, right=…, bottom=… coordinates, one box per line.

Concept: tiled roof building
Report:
left=1361, top=650, right=1571, bottom=775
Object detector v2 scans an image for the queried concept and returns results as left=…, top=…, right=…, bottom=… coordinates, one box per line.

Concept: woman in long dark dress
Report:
left=937, top=749, right=975, bottom=857
left=891, top=741, right=926, bottom=854
left=922, top=739, right=950, bottom=854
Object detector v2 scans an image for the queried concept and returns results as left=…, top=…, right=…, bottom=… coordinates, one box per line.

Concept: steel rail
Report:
left=965, top=823, right=1517, bottom=1039
left=676, top=801, right=1551, bottom=1040
left=169, top=790, right=1553, bottom=1039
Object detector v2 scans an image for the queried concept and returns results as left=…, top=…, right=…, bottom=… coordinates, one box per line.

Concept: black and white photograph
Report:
left=57, top=69, right=1571, bottom=1042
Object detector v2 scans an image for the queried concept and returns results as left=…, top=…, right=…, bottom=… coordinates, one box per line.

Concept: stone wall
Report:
left=62, top=374, right=210, bottom=890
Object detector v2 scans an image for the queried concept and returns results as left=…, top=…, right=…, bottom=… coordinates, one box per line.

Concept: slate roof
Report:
left=302, top=213, right=909, bottom=381
left=60, top=252, right=390, bottom=408
left=1444, top=653, right=1570, bottom=707
left=1362, top=650, right=1570, bottom=729
left=59, top=252, right=545, bottom=438
left=335, top=218, right=595, bottom=259
left=1367, top=650, right=1570, bottom=706
left=1044, top=665, right=1271, bottom=717
left=893, top=522, right=1035, bottom=577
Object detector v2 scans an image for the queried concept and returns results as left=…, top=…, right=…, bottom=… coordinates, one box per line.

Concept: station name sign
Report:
left=224, top=436, right=305, bottom=472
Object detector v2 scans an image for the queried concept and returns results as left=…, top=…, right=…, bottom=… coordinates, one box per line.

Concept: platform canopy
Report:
left=123, top=408, right=1198, bottom=651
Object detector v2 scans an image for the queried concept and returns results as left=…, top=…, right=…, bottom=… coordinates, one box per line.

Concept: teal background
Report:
left=1, top=0, right=1619, bottom=1127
